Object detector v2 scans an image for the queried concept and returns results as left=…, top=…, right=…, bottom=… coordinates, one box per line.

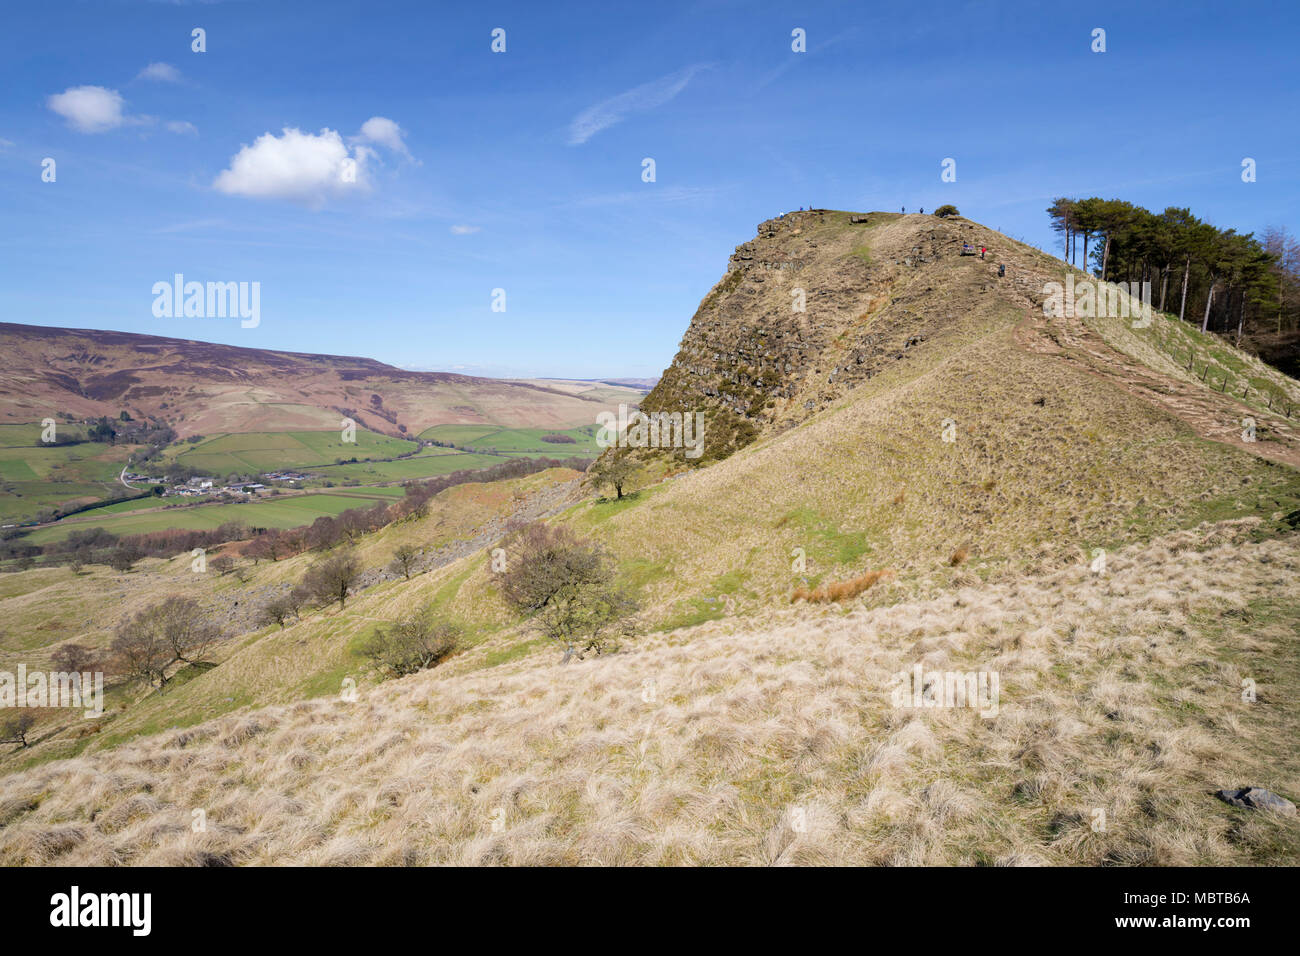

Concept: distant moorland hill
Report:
left=0, top=322, right=640, bottom=439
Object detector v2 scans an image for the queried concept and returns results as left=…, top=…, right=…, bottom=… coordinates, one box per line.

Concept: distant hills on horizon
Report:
left=0, top=321, right=649, bottom=439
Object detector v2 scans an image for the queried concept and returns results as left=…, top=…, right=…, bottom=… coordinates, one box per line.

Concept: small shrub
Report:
left=361, top=613, right=460, bottom=677
left=108, top=547, right=142, bottom=573
left=388, top=544, right=419, bottom=580
left=497, top=522, right=638, bottom=662
left=588, top=452, right=637, bottom=500
left=260, top=597, right=297, bottom=629
left=0, top=712, right=37, bottom=747
left=50, top=642, right=96, bottom=674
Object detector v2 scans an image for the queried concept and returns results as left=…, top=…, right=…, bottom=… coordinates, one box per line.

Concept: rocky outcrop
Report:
left=640, top=209, right=1037, bottom=460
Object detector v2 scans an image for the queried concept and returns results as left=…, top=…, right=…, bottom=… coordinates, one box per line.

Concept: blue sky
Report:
left=1, top=0, right=1296, bottom=378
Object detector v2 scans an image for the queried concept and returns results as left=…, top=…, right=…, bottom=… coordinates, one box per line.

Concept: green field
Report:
left=165, top=429, right=418, bottom=475
left=308, top=450, right=510, bottom=483
left=25, top=488, right=407, bottom=545
left=418, top=424, right=602, bottom=457
left=416, top=424, right=501, bottom=444
left=65, top=495, right=170, bottom=517
left=0, top=423, right=138, bottom=524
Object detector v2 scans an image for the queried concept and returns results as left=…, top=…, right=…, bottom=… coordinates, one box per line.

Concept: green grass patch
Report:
left=779, top=507, right=875, bottom=565
left=166, top=428, right=417, bottom=475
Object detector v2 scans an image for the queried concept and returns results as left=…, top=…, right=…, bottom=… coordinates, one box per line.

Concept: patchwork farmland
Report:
left=0, top=424, right=138, bottom=524
left=23, top=487, right=405, bottom=545
left=420, top=423, right=604, bottom=457
left=165, top=429, right=419, bottom=474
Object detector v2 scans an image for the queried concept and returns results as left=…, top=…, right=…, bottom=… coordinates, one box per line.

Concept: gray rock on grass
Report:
left=1215, top=787, right=1296, bottom=815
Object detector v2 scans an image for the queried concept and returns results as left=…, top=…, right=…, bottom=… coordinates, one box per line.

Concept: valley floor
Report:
left=1, top=517, right=1295, bottom=865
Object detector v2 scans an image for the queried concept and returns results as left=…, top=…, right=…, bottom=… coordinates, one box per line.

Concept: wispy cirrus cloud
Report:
left=567, top=64, right=711, bottom=145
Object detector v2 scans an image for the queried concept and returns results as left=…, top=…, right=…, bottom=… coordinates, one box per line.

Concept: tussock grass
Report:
left=1, top=519, right=1296, bottom=866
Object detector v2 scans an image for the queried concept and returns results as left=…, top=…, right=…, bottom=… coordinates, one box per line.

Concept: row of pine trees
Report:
left=1045, top=197, right=1300, bottom=344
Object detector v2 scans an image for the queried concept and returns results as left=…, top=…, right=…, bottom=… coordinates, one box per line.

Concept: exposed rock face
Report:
left=640, top=209, right=1042, bottom=460
left=639, top=207, right=1300, bottom=468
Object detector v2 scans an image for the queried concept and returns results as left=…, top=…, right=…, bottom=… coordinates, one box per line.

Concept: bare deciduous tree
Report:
left=50, top=642, right=96, bottom=675
left=110, top=596, right=221, bottom=692
left=388, top=544, right=419, bottom=580
left=300, top=550, right=362, bottom=610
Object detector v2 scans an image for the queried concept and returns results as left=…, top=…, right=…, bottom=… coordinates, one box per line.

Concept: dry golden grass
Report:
left=560, top=319, right=1300, bottom=635
left=1, top=518, right=1295, bottom=866
left=3, top=213, right=1297, bottom=866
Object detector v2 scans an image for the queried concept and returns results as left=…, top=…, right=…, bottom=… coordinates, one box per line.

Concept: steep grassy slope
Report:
left=1, top=518, right=1295, bottom=865
left=0, top=468, right=585, bottom=773
left=0, top=211, right=1297, bottom=866
left=564, top=318, right=1300, bottom=632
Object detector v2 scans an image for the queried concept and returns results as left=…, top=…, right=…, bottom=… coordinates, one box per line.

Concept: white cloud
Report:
left=138, top=62, right=182, bottom=83
left=449, top=224, right=480, bottom=235
left=568, top=64, right=710, bottom=145
left=213, top=127, right=369, bottom=203
left=0, top=138, right=13, bottom=151
left=166, top=120, right=198, bottom=135
left=47, top=86, right=128, bottom=133
left=356, top=116, right=416, bottom=162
